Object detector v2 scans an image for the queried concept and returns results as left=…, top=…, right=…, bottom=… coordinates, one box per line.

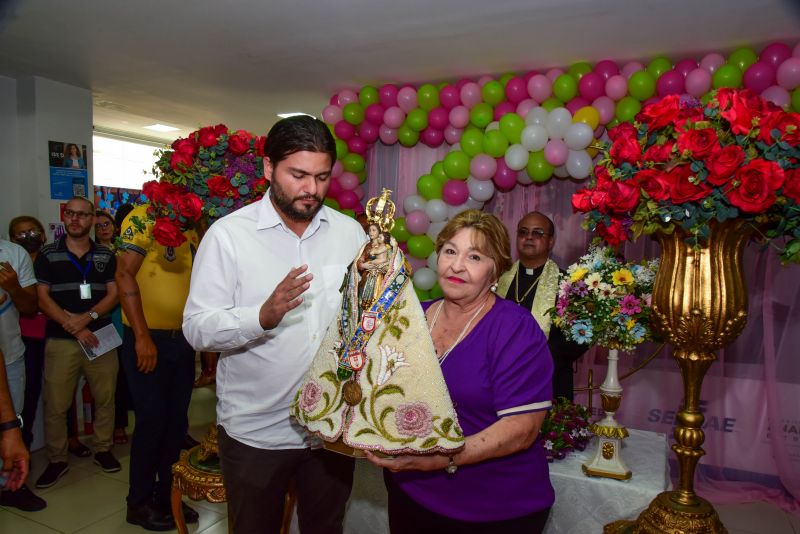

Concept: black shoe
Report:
left=126, top=501, right=175, bottom=531
left=35, top=462, right=69, bottom=489
left=68, top=441, right=92, bottom=458
left=181, top=434, right=200, bottom=450
left=0, top=484, right=47, bottom=511
left=94, top=451, right=121, bottom=473
left=157, top=499, right=199, bottom=523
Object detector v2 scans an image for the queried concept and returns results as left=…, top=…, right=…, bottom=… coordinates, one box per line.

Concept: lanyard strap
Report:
left=67, top=252, right=93, bottom=282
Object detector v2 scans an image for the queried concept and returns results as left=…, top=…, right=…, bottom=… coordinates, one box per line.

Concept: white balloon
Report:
left=525, top=106, right=548, bottom=126
left=545, top=107, right=572, bottom=139
left=425, top=199, right=449, bottom=222
left=504, top=144, right=529, bottom=171
left=566, top=149, right=593, bottom=179
left=447, top=202, right=468, bottom=219
left=520, top=124, right=548, bottom=152
left=467, top=177, right=496, bottom=202
left=564, top=122, right=594, bottom=150
left=403, top=194, right=427, bottom=214
left=485, top=121, right=500, bottom=132
left=517, top=170, right=533, bottom=185
left=413, top=267, right=437, bottom=291
left=427, top=251, right=438, bottom=271
left=449, top=142, right=462, bottom=152
left=465, top=196, right=484, bottom=210
left=427, top=220, right=447, bottom=242
left=553, top=165, right=570, bottom=178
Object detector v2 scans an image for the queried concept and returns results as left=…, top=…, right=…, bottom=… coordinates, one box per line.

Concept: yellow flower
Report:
left=626, top=318, right=636, bottom=330
left=570, top=267, right=589, bottom=282
left=611, top=269, right=633, bottom=286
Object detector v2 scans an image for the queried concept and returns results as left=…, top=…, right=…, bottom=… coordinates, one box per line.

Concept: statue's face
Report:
left=378, top=233, right=385, bottom=244
left=368, top=224, right=379, bottom=239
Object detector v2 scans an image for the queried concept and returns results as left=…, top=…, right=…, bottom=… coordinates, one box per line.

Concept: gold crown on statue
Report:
left=365, top=188, right=396, bottom=233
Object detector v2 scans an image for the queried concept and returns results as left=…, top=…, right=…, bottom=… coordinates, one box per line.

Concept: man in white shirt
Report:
left=183, top=115, right=366, bottom=534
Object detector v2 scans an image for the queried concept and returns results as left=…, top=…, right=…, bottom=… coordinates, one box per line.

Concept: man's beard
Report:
left=269, top=181, right=324, bottom=222
left=66, top=224, right=91, bottom=239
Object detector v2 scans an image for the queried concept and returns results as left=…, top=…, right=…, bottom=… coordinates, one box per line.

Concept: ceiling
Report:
left=1, top=0, right=799, bottom=145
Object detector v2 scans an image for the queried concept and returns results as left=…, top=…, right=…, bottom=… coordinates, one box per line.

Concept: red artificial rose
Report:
left=197, top=126, right=219, bottom=148
left=571, top=190, right=593, bottom=212
left=636, top=169, right=672, bottom=201
left=607, top=122, right=636, bottom=142
left=636, top=95, right=681, bottom=132
left=643, top=141, right=675, bottom=163
left=142, top=181, right=182, bottom=206
left=606, top=180, right=641, bottom=214
left=169, top=150, right=194, bottom=171
left=676, top=128, right=718, bottom=158
left=704, top=144, right=745, bottom=186
left=720, top=90, right=768, bottom=136
left=254, top=136, right=266, bottom=157
left=171, top=137, right=197, bottom=157
left=728, top=159, right=786, bottom=213
left=672, top=107, right=705, bottom=131
left=596, top=218, right=628, bottom=247
left=609, top=127, right=641, bottom=166
left=715, top=88, right=736, bottom=111
left=667, top=165, right=712, bottom=204
left=228, top=131, right=250, bottom=156
left=783, top=168, right=800, bottom=204
left=758, top=110, right=800, bottom=144
left=213, top=124, right=229, bottom=137
left=177, top=193, right=203, bottom=221
left=152, top=218, right=187, bottom=248
left=252, top=177, right=267, bottom=193
left=206, top=175, right=233, bottom=197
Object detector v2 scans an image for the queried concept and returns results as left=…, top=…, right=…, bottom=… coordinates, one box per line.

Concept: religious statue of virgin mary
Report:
left=291, top=189, right=464, bottom=457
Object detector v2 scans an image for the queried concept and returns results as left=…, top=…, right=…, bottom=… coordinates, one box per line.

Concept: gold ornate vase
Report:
left=609, top=220, right=750, bottom=534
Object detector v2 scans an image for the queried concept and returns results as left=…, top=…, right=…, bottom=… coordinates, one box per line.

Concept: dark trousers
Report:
left=217, top=426, right=355, bottom=534
left=385, top=473, right=551, bottom=534
left=121, top=326, right=194, bottom=506
left=114, top=356, right=130, bottom=429
left=21, top=336, right=45, bottom=448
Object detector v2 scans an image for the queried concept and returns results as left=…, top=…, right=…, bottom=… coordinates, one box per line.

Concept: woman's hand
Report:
left=365, top=451, right=449, bottom=473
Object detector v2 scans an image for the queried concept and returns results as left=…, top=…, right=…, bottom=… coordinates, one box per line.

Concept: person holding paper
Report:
left=33, top=196, right=121, bottom=489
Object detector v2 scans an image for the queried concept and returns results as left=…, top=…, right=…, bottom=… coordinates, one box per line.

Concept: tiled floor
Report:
left=2, top=383, right=798, bottom=533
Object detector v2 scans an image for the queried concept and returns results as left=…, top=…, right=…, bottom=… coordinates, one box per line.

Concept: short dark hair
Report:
left=521, top=211, right=555, bottom=239
left=263, top=115, right=336, bottom=167
left=9, top=215, right=45, bottom=238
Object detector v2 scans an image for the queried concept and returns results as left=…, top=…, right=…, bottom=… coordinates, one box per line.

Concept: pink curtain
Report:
left=365, top=142, right=800, bottom=513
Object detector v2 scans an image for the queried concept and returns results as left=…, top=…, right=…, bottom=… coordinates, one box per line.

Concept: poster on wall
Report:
left=49, top=140, right=89, bottom=200
left=93, top=185, right=147, bottom=217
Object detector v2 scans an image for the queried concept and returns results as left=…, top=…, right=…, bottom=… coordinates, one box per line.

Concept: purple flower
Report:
left=556, top=297, right=569, bottom=315
left=571, top=280, right=589, bottom=296
left=299, top=380, right=322, bottom=412
left=395, top=402, right=433, bottom=438
left=620, top=294, right=642, bottom=315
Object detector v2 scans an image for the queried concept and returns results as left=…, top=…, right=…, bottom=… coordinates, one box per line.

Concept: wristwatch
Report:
left=0, top=414, right=23, bottom=432
left=88, top=310, right=99, bottom=321
left=445, top=456, right=458, bottom=475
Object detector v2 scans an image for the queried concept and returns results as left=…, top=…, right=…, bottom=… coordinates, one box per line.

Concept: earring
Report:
left=490, top=282, right=498, bottom=293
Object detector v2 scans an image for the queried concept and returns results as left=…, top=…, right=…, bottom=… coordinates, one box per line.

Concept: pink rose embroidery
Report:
left=299, top=381, right=322, bottom=412
left=395, top=402, right=433, bottom=438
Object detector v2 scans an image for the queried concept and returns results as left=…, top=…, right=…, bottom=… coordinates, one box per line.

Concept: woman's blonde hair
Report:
left=434, top=209, right=512, bottom=276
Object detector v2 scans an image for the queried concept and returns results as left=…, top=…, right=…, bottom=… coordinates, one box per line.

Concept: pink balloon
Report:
left=685, top=68, right=712, bottom=98
left=439, top=85, right=461, bottom=109
left=379, top=84, right=399, bottom=108
left=527, top=74, right=552, bottom=102
left=322, top=104, right=343, bottom=124
left=761, top=42, right=792, bottom=68
left=444, top=126, right=463, bottom=145
left=443, top=180, right=469, bottom=205
left=516, top=99, right=537, bottom=118
left=428, top=107, right=450, bottom=130
left=331, top=160, right=343, bottom=178
left=743, top=62, right=777, bottom=93
left=460, top=82, right=482, bottom=108
left=338, top=172, right=359, bottom=191
left=347, top=136, right=367, bottom=155
left=545, top=68, right=564, bottom=83
left=329, top=94, right=338, bottom=106
left=657, top=70, right=685, bottom=97
left=566, top=97, right=590, bottom=115
left=605, top=75, right=628, bottom=101
left=594, top=60, right=620, bottom=80
left=761, top=85, right=791, bottom=108
left=384, top=106, right=406, bottom=129
left=354, top=185, right=366, bottom=201
left=493, top=102, right=515, bottom=120
left=397, top=87, right=418, bottom=113
left=406, top=253, right=426, bottom=271
left=337, top=89, right=358, bottom=107
left=699, top=53, right=725, bottom=74
left=449, top=106, right=470, bottom=128
left=405, top=210, right=431, bottom=235
left=592, top=96, right=616, bottom=124
left=334, top=120, right=355, bottom=141
left=621, top=61, right=644, bottom=78
left=493, top=159, right=517, bottom=192
left=776, top=57, right=800, bottom=90
left=674, top=58, right=698, bottom=78
left=327, top=177, right=343, bottom=199
left=364, top=103, right=386, bottom=125
left=544, top=139, right=568, bottom=166
left=505, top=76, right=528, bottom=104
left=579, top=72, right=605, bottom=101
left=523, top=70, right=539, bottom=83
left=643, top=96, right=661, bottom=107
left=477, top=75, right=493, bottom=87
left=337, top=190, right=359, bottom=210
left=379, top=126, right=398, bottom=145
left=456, top=78, right=472, bottom=90
left=421, top=127, right=444, bottom=148
left=359, top=122, right=379, bottom=144
left=470, top=154, right=497, bottom=181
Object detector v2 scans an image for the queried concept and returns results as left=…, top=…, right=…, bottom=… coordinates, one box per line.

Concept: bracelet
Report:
left=445, top=456, right=458, bottom=475
left=0, top=415, right=22, bottom=432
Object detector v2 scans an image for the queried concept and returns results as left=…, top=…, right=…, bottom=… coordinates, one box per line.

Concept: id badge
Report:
left=79, top=283, right=92, bottom=300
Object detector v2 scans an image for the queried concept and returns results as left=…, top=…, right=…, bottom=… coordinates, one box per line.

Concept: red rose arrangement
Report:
left=136, top=124, right=268, bottom=247
left=572, top=89, right=800, bottom=263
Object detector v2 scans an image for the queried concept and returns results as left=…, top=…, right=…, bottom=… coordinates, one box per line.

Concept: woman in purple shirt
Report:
left=367, top=209, right=554, bottom=533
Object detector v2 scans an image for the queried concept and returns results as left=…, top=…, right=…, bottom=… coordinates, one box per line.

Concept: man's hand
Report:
left=62, top=311, right=91, bottom=335
left=75, top=328, right=98, bottom=348
left=0, top=262, right=20, bottom=294
left=258, top=265, right=313, bottom=330
left=135, top=334, right=158, bottom=374
left=0, top=428, right=29, bottom=491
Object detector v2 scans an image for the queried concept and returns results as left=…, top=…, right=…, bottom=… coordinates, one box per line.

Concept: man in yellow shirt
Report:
left=116, top=204, right=200, bottom=531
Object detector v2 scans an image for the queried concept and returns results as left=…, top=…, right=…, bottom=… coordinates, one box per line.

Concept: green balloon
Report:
left=713, top=64, right=743, bottom=89
left=359, top=85, right=379, bottom=106
left=406, top=108, right=429, bottom=132
left=607, top=118, right=620, bottom=129
left=342, top=102, right=365, bottom=125
left=356, top=169, right=367, bottom=183
left=615, top=96, right=642, bottom=122
left=443, top=151, right=471, bottom=180
left=500, top=73, right=515, bottom=87
left=398, top=124, right=420, bottom=147
left=481, top=80, right=506, bottom=106
left=342, top=152, right=365, bottom=173
left=792, top=87, right=800, bottom=113
left=499, top=113, right=525, bottom=145
left=628, top=71, right=656, bottom=101
left=470, top=103, right=494, bottom=129
left=341, top=209, right=356, bottom=218
left=417, top=83, right=440, bottom=111
left=460, top=128, right=484, bottom=157
left=417, top=174, right=443, bottom=200
left=433, top=171, right=448, bottom=186
left=335, top=139, right=348, bottom=160
left=728, top=47, right=758, bottom=72
left=429, top=283, right=444, bottom=300
left=526, top=151, right=554, bottom=183
left=541, top=97, right=563, bottom=111
left=407, top=235, right=435, bottom=259
left=430, top=161, right=447, bottom=181
left=647, top=57, right=673, bottom=79
left=391, top=217, right=410, bottom=242
left=323, top=197, right=341, bottom=210
left=568, top=62, right=592, bottom=80
left=437, top=82, right=448, bottom=90
left=553, top=74, right=578, bottom=102
left=483, top=130, right=509, bottom=159
left=414, top=287, right=431, bottom=301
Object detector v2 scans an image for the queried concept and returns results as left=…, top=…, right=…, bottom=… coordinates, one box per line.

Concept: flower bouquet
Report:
left=571, top=89, right=800, bottom=263
left=540, top=397, right=592, bottom=462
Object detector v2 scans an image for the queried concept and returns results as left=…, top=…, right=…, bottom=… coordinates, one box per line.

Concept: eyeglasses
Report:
left=95, top=221, right=112, bottom=229
left=63, top=209, right=93, bottom=220
left=13, top=230, right=42, bottom=240
left=517, top=228, right=552, bottom=239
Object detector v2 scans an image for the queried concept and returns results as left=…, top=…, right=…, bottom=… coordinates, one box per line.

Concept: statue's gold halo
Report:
left=365, top=188, right=396, bottom=233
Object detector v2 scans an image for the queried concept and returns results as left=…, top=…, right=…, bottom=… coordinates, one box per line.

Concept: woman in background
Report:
left=62, top=144, right=85, bottom=169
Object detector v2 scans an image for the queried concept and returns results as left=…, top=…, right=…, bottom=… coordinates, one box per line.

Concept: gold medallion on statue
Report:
left=343, top=380, right=363, bottom=406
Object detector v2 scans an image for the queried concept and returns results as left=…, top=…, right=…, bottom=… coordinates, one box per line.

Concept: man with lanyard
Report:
left=496, top=211, right=587, bottom=400
left=33, top=196, right=121, bottom=488
left=183, top=115, right=366, bottom=534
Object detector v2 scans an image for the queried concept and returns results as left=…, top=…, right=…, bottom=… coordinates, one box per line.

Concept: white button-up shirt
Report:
left=183, top=198, right=366, bottom=449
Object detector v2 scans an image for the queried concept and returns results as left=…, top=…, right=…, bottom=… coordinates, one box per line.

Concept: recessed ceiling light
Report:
left=143, top=123, right=180, bottom=132
left=277, top=112, right=314, bottom=119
